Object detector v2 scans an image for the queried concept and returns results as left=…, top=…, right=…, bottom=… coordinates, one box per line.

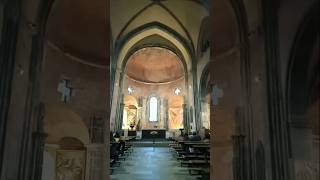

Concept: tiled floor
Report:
left=110, top=147, right=201, bottom=180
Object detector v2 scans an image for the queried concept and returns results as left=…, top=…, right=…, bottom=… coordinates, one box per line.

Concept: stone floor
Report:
left=110, top=147, right=201, bottom=180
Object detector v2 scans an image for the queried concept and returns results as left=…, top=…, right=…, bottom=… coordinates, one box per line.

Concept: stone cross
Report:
left=174, top=88, right=181, bottom=95
left=128, top=86, right=134, bottom=95
left=57, top=79, right=75, bottom=103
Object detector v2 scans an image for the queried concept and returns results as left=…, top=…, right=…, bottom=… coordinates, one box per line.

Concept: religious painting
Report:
left=56, top=150, right=86, bottom=180
left=169, top=108, right=183, bottom=129
left=122, top=106, right=137, bottom=129
left=127, top=106, right=137, bottom=127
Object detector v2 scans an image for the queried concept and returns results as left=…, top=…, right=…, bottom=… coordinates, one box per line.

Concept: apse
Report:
left=121, top=47, right=186, bottom=131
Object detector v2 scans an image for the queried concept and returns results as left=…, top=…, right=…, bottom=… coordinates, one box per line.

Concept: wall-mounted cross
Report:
left=174, top=88, right=181, bottom=95
left=57, top=79, right=75, bottom=103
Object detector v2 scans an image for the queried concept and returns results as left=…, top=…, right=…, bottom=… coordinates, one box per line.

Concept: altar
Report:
left=141, top=129, right=166, bottom=139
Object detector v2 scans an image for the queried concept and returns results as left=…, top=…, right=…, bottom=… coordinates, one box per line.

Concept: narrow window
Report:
left=149, top=97, right=158, bottom=121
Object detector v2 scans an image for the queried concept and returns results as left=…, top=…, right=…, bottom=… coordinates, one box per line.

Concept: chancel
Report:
left=109, top=1, right=212, bottom=178
left=0, top=0, right=319, bottom=180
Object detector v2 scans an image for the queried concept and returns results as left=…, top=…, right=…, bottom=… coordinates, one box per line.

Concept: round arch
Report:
left=110, top=23, right=196, bottom=131
left=115, top=24, right=193, bottom=73
left=44, top=105, right=90, bottom=145
left=286, top=3, right=319, bottom=169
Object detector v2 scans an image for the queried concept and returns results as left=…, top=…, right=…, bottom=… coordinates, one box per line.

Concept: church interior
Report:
left=0, top=0, right=319, bottom=180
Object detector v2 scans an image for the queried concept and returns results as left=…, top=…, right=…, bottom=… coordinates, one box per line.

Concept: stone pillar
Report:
left=118, top=103, right=125, bottom=130
left=262, top=1, right=290, bottom=179
left=141, top=97, right=147, bottom=129
left=201, top=100, right=207, bottom=128
left=232, top=135, right=247, bottom=180
left=41, top=144, right=59, bottom=180
left=115, top=94, right=124, bottom=131
left=182, top=104, right=189, bottom=133
left=31, top=132, right=48, bottom=180
left=29, top=103, right=48, bottom=180
left=85, top=144, right=107, bottom=180
left=0, top=2, right=21, bottom=176
left=163, top=98, right=169, bottom=130
left=136, top=96, right=143, bottom=130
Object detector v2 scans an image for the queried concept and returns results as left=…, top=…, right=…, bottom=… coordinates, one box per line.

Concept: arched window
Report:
left=149, top=97, right=158, bottom=122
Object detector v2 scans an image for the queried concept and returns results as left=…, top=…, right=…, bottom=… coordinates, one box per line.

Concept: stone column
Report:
left=163, top=98, right=169, bottom=130
left=85, top=144, right=107, bottom=180
left=182, top=104, right=189, bottom=133
left=31, top=132, right=48, bottom=180
left=232, top=135, right=247, bottom=180
left=118, top=103, right=125, bottom=130
left=30, top=103, right=48, bottom=180
left=141, top=97, right=147, bottom=129
left=41, top=144, right=59, bottom=180
left=115, top=94, right=124, bottom=131
left=136, top=96, right=143, bottom=130
left=159, top=98, right=164, bottom=129
left=261, top=1, right=290, bottom=179
left=200, top=100, right=206, bottom=128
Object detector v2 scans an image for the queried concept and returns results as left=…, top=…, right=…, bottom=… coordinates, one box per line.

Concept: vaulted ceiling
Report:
left=125, top=47, right=184, bottom=83
left=46, top=0, right=107, bottom=67
left=110, top=0, right=209, bottom=51
left=44, top=0, right=237, bottom=68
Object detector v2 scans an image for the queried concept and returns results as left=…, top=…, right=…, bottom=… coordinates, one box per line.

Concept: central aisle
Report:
left=110, top=147, right=200, bottom=180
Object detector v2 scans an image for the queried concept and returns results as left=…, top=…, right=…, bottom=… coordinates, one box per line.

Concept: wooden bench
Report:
left=187, top=167, right=210, bottom=175
left=181, top=160, right=210, bottom=167
left=182, top=154, right=207, bottom=160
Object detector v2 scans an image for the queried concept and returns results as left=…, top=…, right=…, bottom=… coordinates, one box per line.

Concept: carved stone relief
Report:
left=56, top=150, right=86, bottom=180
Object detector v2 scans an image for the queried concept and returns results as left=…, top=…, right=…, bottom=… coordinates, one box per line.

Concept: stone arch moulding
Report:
left=197, top=16, right=211, bottom=58
left=113, top=23, right=194, bottom=106
left=112, top=23, right=194, bottom=102
left=285, top=2, right=319, bottom=168
left=115, top=23, right=193, bottom=73
left=44, top=106, right=90, bottom=145
left=286, top=2, right=320, bottom=124
left=199, top=62, right=211, bottom=97
left=198, top=62, right=211, bottom=129
left=110, top=22, right=196, bottom=132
